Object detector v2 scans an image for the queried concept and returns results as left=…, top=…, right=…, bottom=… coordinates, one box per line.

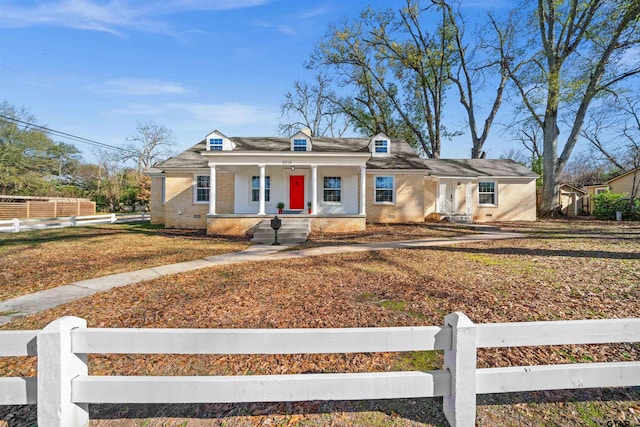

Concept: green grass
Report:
left=394, top=350, right=442, bottom=372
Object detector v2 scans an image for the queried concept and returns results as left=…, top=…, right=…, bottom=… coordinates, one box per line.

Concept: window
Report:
left=595, top=187, right=608, bottom=195
left=375, top=176, right=394, bottom=203
left=251, top=176, right=270, bottom=202
left=209, top=138, right=223, bottom=151
left=195, top=175, right=210, bottom=202
left=478, top=181, right=496, bottom=205
left=323, top=177, right=342, bottom=203
left=374, top=140, right=389, bottom=154
left=293, top=139, right=307, bottom=151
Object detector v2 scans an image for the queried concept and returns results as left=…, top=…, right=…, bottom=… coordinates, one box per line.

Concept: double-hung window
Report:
left=195, top=175, right=210, bottom=202
left=374, top=140, right=389, bottom=154
left=375, top=176, right=394, bottom=203
left=251, top=176, right=270, bottom=202
left=209, top=138, right=223, bottom=151
left=323, top=177, right=342, bottom=203
left=478, top=181, right=496, bottom=205
left=293, top=139, right=307, bottom=151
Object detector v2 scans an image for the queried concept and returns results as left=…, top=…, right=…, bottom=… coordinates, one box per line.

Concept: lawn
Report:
left=0, top=223, right=250, bottom=301
left=1, top=220, right=639, bottom=426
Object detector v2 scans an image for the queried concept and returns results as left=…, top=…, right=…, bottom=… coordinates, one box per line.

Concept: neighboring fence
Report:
left=0, top=200, right=96, bottom=220
left=1, top=314, right=639, bottom=427
left=0, top=213, right=149, bottom=233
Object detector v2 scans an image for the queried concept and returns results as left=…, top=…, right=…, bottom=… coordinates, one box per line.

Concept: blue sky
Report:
left=1, top=0, right=517, bottom=162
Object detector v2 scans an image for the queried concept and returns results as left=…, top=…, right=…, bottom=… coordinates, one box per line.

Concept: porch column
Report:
left=311, top=164, right=318, bottom=215
left=258, top=164, right=266, bottom=215
left=208, top=164, right=216, bottom=215
left=359, top=165, right=367, bottom=215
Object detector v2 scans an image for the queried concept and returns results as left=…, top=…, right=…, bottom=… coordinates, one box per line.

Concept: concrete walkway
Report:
left=0, top=230, right=523, bottom=325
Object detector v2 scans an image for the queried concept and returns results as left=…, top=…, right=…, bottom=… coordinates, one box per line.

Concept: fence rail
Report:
left=0, top=213, right=149, bottom=233
left=1, top=314, right=639, bottom=427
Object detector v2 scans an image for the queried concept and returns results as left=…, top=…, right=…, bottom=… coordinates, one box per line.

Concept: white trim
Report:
left=321, top=175, right=343, bottom=205
left=160, top=177, right=165, bottom=205
left=595, top=187, right=609, bottom=194
left=204, top=130, right=235, bottom=151
left=373, top=175, right=396, bottom=205
left=359, top=166, right=367, bottom=216
left=478, top=181, right=498, bottom=207
left=249, top=174, right=271, bottom=204
left=290, top=131, right=312, bottom=152
left=208, top=165, right=216, bottom=215
left=193, top=174, right=210, bottom=204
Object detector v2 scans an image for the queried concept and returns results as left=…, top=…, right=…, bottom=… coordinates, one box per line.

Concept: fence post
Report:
left=70, top=216, right=76, bottom=227
left=12, top=218, right=20, bottom=233
left=141, top=212, right=146, bottom=221
left=443, top=312, right=477, bottom=427
left=110, top=213, right=116, bottom=223
left=37, top=316, right=89, bottom=427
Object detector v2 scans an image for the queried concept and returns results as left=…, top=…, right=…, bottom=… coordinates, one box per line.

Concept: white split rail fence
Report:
left=0, top=213, right=149, bottom=233
left=1, top=313, right=639, bottom=427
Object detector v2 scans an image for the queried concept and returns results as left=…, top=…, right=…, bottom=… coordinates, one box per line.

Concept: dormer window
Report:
left=369, top=133, right=391, bottom=157
left=293, top=139, right=308, bottom=151
left=209, top=138, right=223, bottom=151
left=374, top=140, right=389, bottom=154
left=204, top=131, right=235, bottom=152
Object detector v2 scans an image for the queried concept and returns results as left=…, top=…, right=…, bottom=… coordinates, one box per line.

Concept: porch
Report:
left=207, top=213, right=366, bottom=237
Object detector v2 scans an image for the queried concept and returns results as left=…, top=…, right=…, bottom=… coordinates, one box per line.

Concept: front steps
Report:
left=251, top=218, right=310, bottom=244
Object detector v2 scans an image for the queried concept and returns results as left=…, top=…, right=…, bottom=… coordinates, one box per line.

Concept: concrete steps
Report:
left=446, top=213, right=472, bottom=224
left=251, top=218, right=310, bottom=244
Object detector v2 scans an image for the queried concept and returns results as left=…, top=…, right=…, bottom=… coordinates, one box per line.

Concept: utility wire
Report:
left=0, top=114, right=137, bottom=154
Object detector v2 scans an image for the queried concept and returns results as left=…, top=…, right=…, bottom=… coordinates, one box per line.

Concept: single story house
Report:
left=147, top=130, right=537, bottom=235
left=583, top=166, right=640, bottom=214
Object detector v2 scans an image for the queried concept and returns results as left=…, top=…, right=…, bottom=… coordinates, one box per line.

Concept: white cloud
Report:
left=254, top=21, right=296, bottom=36
left=95, top=78, right=189, bottom=96
left=299, top=6, right=331, bottom=20
left=0, top=0, right=271, bottom=35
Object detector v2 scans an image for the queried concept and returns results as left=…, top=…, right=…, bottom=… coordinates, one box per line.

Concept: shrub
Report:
left=593, top=192, right=623, bottom=220
left=593, top=191, right=640, bottom=220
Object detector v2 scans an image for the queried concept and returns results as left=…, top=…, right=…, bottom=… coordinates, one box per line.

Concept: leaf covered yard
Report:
left=1, top=220, right=639, bottom=426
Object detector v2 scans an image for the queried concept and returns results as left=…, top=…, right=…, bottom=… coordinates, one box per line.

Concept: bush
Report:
left=593, top=192, right=640, bottom=220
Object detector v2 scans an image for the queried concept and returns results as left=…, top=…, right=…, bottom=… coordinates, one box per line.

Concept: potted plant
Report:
left=277, top=202, right=284, bottom=214
left=307, top=201, right=312, bottom=214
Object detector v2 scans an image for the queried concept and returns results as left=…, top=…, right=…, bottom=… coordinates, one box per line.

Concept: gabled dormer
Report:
left=290, top=130, right=312, bottom=152
left=205, top=130, right=235, bottom=151
left=369, top=132, right=391, bottom=157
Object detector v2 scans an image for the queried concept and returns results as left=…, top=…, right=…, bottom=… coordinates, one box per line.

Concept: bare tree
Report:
left=441, top=2, right=511, bottom=158
left=123, top=121, right=175, bottom=173
left=503, top=0, right=640, bottom=216
left=311, top=0, right=455, bottom=157
left=583, top=96, right=640, bottom=199
left=278, top=74, right=349, bottom=137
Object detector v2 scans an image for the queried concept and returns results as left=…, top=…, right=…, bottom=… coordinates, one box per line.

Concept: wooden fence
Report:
left=0, top=213, right=149, bottom=233
left=0, top=200, right=95, bottom=220
left=1, top=313, right=639, bottom=426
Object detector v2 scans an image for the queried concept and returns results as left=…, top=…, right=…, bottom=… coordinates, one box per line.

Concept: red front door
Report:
left=289, top=175, right=304, bottom=209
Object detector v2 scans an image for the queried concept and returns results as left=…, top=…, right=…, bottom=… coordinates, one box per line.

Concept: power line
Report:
left=0, top=114, right=136, bottom=154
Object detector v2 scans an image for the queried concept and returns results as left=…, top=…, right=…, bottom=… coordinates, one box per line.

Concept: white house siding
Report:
left=233, top=165, right=360, bottom=215
left=317, top=166, right=358, bottom=214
